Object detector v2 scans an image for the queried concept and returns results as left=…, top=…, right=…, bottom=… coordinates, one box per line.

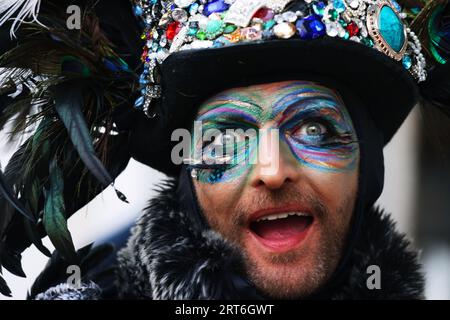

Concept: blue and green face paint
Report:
left=190, top=81, right=359, bottom=184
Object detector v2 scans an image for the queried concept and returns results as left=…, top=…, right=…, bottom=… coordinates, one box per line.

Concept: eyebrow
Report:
left=271, top=86, right=342, bottom=117
left=197, top=95, right=263, bottom=123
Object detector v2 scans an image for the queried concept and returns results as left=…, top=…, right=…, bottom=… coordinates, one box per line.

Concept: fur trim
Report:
left=34, top=282, right=101, bottom=300
left=115, top=180, right=425, bottom=300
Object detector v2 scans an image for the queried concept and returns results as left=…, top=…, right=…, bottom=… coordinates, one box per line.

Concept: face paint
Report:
left=191, top=82, right=359, bottom=184
left=272, top=83, right=358, bottom=172
left=192, top=97, right=261, bottom=184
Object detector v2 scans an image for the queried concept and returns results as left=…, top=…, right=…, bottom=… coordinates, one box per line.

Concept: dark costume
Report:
left=0, top=0, right=449, bottom=299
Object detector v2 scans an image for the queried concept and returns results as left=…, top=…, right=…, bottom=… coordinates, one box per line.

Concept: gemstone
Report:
left=134, top=6, right=143, bottom=16
left=203, top=0, right=230, bottom=17
left=282, top=11, right=297, bottom=23
left=326, top=23, right=339, bottom=37
left=253, top=7, right=275, bottom=22
left=196, top=30, right=207, bottom=40
left=361, top=37, right=374, bottom=47
left=189, top=3, right=199, bottom=15
left=166, top=22, right=181, bottom=41
left=328, top=8, right=338, bottom=21
left=134, top=96, right=144, bottom=109
left=273, top=22, right=296, bottom=39
left=263, top=19, right=276, bottom=30
left=240, top=27, right=262, bottom=41
left=378, top=5, right=405, bottom=52
left=346, top=21, right=359, bottom=37
left=224, top=29, right=242, bottom=42
left=312, top=1, right=326, bottom=15
left=296, top=14, right=326, bottom=40
left=346, top=0, right=359, bottom=9
left=333, top=0, right=346, bottom=13
left=224, top=24, right=237, bottom=33
left=190, top=14, right=209, bottom=29
left=175, top=0, right=195, bottom=8
left=172, top=8, right=188, bottom=22
left=402, top=55, right=412, bottom=69
left=205, top=19, right=225, bottom=39
left=188, top=27, right=198, bottom=36
left=158, top=13, right=171, bottom=27
left=391, top=0, right=402, bottom=12
left=213, top=36, right=231, bottom=47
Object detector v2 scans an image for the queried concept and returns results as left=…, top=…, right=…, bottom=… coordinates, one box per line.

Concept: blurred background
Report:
left=0, top=104, right=449, bottom=300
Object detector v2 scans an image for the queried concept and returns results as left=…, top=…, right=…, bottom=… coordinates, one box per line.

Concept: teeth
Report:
left=256, top=212, right=310, bottom=223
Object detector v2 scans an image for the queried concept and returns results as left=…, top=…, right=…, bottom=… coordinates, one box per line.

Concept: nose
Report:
left=249, top=130, right=302, bottom=190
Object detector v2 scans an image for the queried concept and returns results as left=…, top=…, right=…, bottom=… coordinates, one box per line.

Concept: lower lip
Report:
left=247, top=219, right=313, bottom=253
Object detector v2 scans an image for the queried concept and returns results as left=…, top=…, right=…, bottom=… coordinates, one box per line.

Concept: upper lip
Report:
left=247, top=205, right=314, bottom=225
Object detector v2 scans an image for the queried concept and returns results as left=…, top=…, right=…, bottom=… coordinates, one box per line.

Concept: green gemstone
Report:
left=361, top=37, right=374, bottom=47
left=263, top=20, right=276, bottom=30
left=378, top=5, right=405, bottom=52
left=329, top=9, right=338, bottom=21
left=224, top=24, right=237, bottom=34
left=339, top=19, right=347, bottom=27
left=196, top=30, right=206, bottom=40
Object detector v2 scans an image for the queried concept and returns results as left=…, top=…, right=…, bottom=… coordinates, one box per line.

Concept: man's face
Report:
left=191, top=80, right=360, bottom=298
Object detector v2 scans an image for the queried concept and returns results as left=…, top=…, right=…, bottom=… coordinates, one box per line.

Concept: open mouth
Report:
left=248, top=212, right=314, bottom=252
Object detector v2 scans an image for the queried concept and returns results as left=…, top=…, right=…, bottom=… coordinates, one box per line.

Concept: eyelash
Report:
left=286, top=117, right=355, bottom=147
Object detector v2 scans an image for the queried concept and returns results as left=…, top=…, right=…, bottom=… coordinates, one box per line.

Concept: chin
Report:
left=240, top=222, right=340, bottom=299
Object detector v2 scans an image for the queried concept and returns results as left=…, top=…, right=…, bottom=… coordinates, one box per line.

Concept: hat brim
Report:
left=130, top=37, right=420, bottom=175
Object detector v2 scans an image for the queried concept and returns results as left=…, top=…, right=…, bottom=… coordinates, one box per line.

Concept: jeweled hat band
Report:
left=132, top=0, right=427, bottom=116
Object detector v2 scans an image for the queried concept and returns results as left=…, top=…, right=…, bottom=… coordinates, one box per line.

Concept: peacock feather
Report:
left=0, top=1, right=139, bottom=296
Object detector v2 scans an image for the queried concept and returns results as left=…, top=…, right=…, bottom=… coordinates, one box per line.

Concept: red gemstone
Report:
left=141, top=48, right=148, bottom=62
left=346, top=22, right=359, bottom=37
left=166, top=21, right=181, bottom=41
left=253, top=7, right=275, bottom=22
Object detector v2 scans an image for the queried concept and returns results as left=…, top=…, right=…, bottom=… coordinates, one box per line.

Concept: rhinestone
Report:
left=174, top=0, right=195, bottom=8
left=240, top=27, right=262, bottom=41
left=273, top=22, right=296, bottom=39
left=282, top=11, right=298, bottom=23
left=172, top=8, right=188, bottom=22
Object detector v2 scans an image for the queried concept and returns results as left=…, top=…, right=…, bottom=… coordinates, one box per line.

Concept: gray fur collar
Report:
left=114, top=180, right=425, bottom=300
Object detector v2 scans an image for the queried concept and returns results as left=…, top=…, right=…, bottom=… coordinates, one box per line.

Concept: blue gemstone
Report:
left=189, top=3, right=199, bottom=15
left=312, top=1, right=326, bottom=15
left=333, top=0, right=346, bottom=13
left=134, top=96, right=144, bottom=109
left=139, top=75, right=148, bottom=85
left=296, top=15, right=326, bottom=40
left=134, top=6, right=143, bottom=16
left=203, top=0, right=230, bottom=17
left=391, top=0, right=402, bottom=12
left=378, top=5, right=405, bottom=53
left=402, top=55, right=412, bottom=69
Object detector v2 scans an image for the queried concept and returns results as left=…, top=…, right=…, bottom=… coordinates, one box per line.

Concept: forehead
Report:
left=197, top=80, right=345, bottom=117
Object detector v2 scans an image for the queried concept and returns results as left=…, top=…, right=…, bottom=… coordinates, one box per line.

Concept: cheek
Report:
left=194, top=180, right=245, bottom=223
left=285, top=138, right=359, bottom=172
left=302, top=164, right=359, bottom=216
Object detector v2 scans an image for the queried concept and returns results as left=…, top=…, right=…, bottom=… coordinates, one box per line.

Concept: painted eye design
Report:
left=291, top=120, right=329, bottom=142
left=301, top=121, right=328, bottom=137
